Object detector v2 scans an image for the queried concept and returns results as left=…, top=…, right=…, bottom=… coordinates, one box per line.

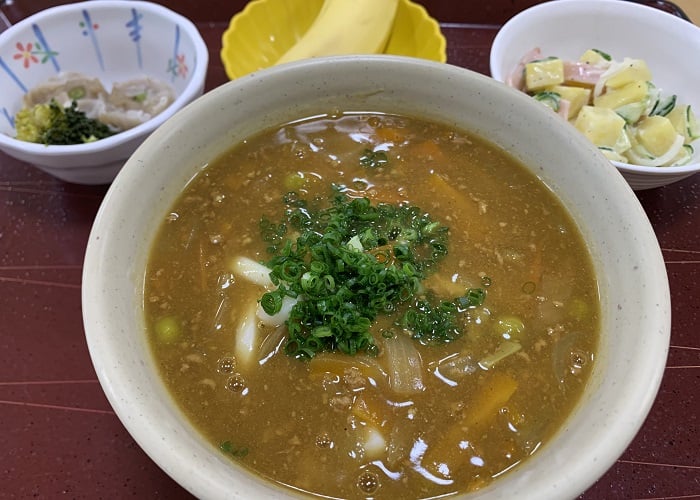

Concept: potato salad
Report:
left=508, top=48, right=699, bottom=167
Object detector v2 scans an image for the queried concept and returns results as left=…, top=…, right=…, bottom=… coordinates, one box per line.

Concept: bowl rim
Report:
left=0, top=0, right=209, bottom=156
left=488, top=0, right=700, bottom=175
left=82, top=54, right=671, bottom=499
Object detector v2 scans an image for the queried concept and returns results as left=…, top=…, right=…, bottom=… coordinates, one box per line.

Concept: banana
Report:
left=276, top=0, right=399, bottom=65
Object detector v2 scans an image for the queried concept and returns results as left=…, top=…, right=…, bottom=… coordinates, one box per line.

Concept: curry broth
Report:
left=144, top=113, right=599, bottom=498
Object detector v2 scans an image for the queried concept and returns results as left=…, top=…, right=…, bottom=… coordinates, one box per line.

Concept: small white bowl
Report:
left=0, top=0, right=208, bottom=184
left=83, top=55, right=670, bottom=499
left=490, top=0, right=700, bottom=190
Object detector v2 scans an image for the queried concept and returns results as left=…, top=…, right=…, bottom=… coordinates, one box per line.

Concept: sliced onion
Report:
left=625, top=133, right=685, bottom=167
left=593, top=59, right=627, bottom=97
left=382, top=334, right=425, bottom=395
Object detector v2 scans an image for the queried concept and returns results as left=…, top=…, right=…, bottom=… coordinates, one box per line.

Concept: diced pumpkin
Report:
left=548, top=85, right=591, bottom=119
left=574, top=106, right=630, bottom=152
left=524, top=58, right=565, bottom=91
left=594, top=81, right=648, bottom=110
left=634, top=115, right=681, bottom=157
left=604, top=58, right=652, bottom=89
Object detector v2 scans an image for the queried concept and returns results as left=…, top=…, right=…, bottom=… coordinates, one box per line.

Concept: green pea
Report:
left=155, top=316, right=181, bottom=343
left=284, top=172, right=305, bottom=191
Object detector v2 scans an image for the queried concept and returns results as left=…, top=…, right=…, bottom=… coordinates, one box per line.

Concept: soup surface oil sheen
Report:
left=144, top=112, right=599, bottom=499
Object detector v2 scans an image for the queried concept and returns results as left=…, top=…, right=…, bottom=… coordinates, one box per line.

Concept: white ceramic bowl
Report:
left=83, top=55, right=670, bottom=499
left=490, top=0, right=700, bottom=190
left=0, top=0, right=208, bottom=184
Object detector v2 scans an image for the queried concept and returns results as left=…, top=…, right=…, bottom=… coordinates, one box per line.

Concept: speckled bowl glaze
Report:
left=220, top=0, right=446, bottom=80
left=0, top=0, right=208, bottom=184
left=82, top=56, right=670, bottom=499
left=490, top=0, right=700, bottom=190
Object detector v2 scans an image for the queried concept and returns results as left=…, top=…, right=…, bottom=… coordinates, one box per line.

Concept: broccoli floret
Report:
left=14, top=100, right=115, bottom=145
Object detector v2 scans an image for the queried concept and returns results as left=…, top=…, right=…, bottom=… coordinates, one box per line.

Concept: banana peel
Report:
left=275, top=0, right=399, bottom=65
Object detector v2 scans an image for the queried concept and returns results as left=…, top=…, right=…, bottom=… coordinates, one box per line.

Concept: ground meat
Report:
left=329, top=394, right=353, bottom=411
left=343, top=367, right=366, bottom=390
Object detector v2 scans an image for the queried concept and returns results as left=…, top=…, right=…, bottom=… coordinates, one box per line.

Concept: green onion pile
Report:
left=259, top=186, right=485, bottom=359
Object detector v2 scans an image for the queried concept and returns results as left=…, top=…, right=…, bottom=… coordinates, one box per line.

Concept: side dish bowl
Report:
left=220, top=0, right=446, bottom=80
left=83, top=55, right=670, bottom=498
left=490, top=0, right=700, bottom=190
left=0, top=0, right=208, bottom=184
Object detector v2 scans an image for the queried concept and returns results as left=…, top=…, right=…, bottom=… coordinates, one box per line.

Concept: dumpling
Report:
left=23, top=71, right=108, bottom=109
left=100, top=77, right=175, bottom=130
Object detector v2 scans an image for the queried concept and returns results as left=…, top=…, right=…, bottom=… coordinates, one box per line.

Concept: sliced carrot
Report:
left=308, top=352, right=387, bottom=385
left=374, top=126, right=406, bottom=145
left=421, top=371, right=518, bottom=479
left=427, top=172, right=480, bottom=222
left=410, top=139, right=446, bottom=162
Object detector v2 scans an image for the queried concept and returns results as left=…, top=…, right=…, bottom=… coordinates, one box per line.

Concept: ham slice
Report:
left=506, top=47, right=542, bottom=90
left=563, top=61, right=606, bottom=86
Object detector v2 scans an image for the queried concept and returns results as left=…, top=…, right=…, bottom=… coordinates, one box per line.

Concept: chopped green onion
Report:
left=132, top=91, right=148, bottom=103
left=260, top=291, right=283, bottom=315
left=220, top=440, right=249, bottom=459
left=521, top=281, right=536, bottom=294
left=359, top=149, right=389, bottom=169
left=67, top=86, right=86, bottom=100
left=456, top=288, right=486, bottom=309
left=259, top=187, right=456, bottom=359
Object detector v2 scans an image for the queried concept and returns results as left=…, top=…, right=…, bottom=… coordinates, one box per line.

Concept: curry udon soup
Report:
left=144, top=111, right=599, bottom=498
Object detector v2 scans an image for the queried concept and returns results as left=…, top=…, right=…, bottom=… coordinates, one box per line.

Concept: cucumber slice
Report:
left=645, top=82, right=660, bottom=115
left=687, top=105, right=699, bottom=141
left=616, top=101, right=646, bottom=124
left=650, top=94, right=677, bottom=117
left=670, top=144, right=694, bottom=166
left=591, top=48, right=612, bottom=61
left=533, top=91, right=561, bottom=112
left=667, top=104, right=700, bottom=144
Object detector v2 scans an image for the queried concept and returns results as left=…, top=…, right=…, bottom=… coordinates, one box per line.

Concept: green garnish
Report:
left=132, top=91, right=148, bottom=103
left=401, top=298, right=460, bottom=343
left=455, top=287, right=487, bottom=310
left=359, top=148, right=389, bottom=169
left=67, top=86, right=86, bottom=100
left=259, top=184, right=485, bottom=359
left=220, top=440, right=249, bottom=459
left=14, top=99, right=115, bottom=145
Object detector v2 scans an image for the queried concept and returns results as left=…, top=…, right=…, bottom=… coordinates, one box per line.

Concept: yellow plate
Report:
left=221, top=0, right=446, bottom=80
